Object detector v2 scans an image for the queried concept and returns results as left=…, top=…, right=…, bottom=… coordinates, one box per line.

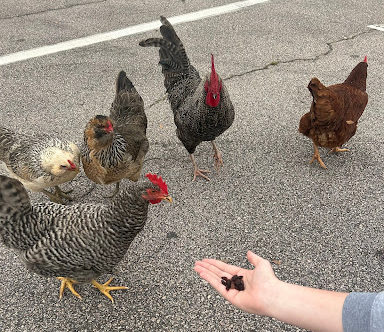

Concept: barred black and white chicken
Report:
left=0, top=173, right=172, bottom=302
left=140, top=16, right=235, bottom=181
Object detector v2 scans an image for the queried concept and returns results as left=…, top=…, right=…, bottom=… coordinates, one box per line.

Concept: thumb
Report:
left=247, top=250, right=264, bottom=267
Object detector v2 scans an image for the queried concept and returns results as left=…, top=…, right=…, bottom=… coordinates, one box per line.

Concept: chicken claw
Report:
left=190, top=154, right=210, bottom=181
left=309, top=142, right=327, bottom=169
left=330, top=147, right=350, bottom=153
left=91, top=278, right=128, bottom=303
left=193, top=168, right=211, bottom=181
left=57, top=277, right=82, bottom=300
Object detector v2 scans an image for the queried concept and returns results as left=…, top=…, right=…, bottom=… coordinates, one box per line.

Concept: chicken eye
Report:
left=60, top=165, right=67, bottom=169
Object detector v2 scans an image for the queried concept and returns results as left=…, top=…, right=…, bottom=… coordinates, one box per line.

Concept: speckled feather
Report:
left=82, top=71, right=149, bottom=184
left=0, top=175, right=156, bottom=283
left=0, top=126, right=80, bottom=191
left=139, top=16, right=234, bottom=154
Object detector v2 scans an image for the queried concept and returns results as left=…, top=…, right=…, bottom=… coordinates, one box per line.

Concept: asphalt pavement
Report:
left=0, top=0, right=384, bottom=331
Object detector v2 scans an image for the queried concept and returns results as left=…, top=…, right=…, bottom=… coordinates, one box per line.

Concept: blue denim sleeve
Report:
left=342, top=291, right=384, bottom=332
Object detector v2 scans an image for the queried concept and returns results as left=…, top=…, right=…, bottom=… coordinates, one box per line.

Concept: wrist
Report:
left=259, top=280, right=348, bottom=332
left=257, top=277, right=286, bottom=317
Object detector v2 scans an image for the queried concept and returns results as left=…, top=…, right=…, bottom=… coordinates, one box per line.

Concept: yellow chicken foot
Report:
left=211, top=140, right=223, bottom=172
left=190, top=154, right=210, bottom=181
left=309, top=142, right=327, bottom=169
left=57, top=277, right=82, bottom=300
left=330, top=147, right=350, bottom=153
left=91, top=278, right=128, bottom=303
left=103, top=182, right=120, bottom=199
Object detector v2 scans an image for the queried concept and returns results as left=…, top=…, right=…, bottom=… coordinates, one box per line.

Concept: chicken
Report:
left=0, top=173, right=172, bottom=302
left=82, top=70, right=149, bottom=197
left=0, top=126, right=80, bottom=204
left=299, top=56, right=368, bottom=169
left=139, top=16, right=235, bottom=181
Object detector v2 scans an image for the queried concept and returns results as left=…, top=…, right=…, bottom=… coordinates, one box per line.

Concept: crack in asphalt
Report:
left=144, top=95, right=168, bottom=111
left=224, top=29, right=374, bottom=80
left=0, top=0, right=107, bottom=20
left=143, top=29, right=375, bottom=111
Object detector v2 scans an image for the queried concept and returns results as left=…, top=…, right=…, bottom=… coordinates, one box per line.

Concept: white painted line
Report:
left=0, top=0, right=268, bottom=66
left=368, top=24, right=384, bottom=32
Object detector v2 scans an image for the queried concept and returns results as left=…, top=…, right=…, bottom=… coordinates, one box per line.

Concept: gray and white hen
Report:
left=0, top=173, right=172, bottom=302
left=140, top=16, right=235, bottom=181
left=0, top=126, right=80, bottom=204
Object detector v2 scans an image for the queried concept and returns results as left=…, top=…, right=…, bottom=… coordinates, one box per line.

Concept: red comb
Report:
left=145, top=173, right=168, bottom=195
left=211, top=54, right=216, bottom=77
left=106, top=120, right=113, bottom=133
left=363, top=55, right=367, bottom=63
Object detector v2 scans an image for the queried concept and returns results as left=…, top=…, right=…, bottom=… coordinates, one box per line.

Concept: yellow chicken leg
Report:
left=330, top=147, right=350, bottom=153
left=91, top=278, right=128, bottom=303
left=309, top=142, right=327, bottom=169
left=57, top=277, right=82, bottom=300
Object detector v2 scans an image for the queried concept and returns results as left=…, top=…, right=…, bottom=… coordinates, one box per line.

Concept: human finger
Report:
left=201, top=258, right=242, bottom=276
left=247, top=251, right=265, bottom=267
left=195, top=260, right=232, bottom=279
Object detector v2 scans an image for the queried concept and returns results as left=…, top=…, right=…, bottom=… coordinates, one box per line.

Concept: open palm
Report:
left=194, top=251, right=279, bottom=315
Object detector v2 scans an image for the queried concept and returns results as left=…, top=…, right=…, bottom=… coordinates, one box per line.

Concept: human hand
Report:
left=194, top=251, right=280, bottom=316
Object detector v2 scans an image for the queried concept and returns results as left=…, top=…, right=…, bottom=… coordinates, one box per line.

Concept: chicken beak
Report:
left=67, top=160, right=78, bottom=171
left=162, top=195, right=173, bottom=203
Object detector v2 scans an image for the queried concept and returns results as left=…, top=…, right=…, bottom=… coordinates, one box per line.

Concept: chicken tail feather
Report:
left=343, top=59, right=368, bottom=92
left=111, top=70, right=144, bottom=122
left=139, top=16, right=190, bottom=73
left=159, top=16, right=183, bottom=47
left=116, top=70, right=135, bottom=94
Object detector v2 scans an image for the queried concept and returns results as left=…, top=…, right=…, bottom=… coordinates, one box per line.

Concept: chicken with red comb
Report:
left=82, top=70, right=149, bottom=197
left=0, top=173, right=171, bottom=302
left=140, top=16, right=235, bottom=181
left=142, top=173, right=172, bottom=204
left=0, top=126, right=80, bottom=204
left=299, top=56, right=368, bottom=168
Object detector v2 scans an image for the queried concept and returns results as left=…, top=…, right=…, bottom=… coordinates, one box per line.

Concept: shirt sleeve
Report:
left=342, top=291, right=384, bottom=332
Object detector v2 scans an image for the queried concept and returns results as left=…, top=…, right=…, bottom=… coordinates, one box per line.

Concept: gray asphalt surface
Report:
left=0, top=0, right=384, bottom=331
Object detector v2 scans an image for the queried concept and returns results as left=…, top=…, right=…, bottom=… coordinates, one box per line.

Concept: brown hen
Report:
left=299, top=57, right=368, bottom=169
left=82, top=71, right=149, bottom=196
